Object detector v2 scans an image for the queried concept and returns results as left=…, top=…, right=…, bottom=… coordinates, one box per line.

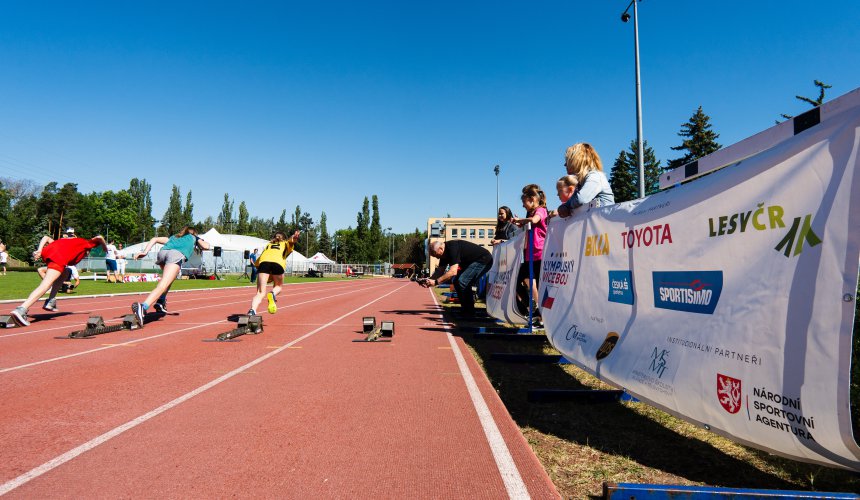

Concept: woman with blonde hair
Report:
left=557, top=142, right=614, bottom=217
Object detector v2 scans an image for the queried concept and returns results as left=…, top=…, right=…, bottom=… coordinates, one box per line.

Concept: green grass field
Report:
left=0, top=270, right=341, bottom=301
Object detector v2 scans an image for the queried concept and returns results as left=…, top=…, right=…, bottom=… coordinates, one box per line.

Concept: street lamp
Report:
left=622, top=0, right=645, bottom=199
left=493, top=164, right=500, bottom=210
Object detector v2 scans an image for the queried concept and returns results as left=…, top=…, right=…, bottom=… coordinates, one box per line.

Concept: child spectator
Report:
left=512, top=184, right=548, bottom=327
left=9, top=234, right=106, bottom=326
left=131, top=227, right=210, bottom=326
left=248, top=230, right=300, bottom=316
left=549, top=175, right=579, bottom=219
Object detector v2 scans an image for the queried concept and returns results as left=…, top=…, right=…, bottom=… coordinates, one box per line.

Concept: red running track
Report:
left=0, top=279, right=558, bottom=498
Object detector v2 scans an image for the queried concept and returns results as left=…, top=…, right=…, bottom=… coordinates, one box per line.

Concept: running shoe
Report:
left=531, top=316, right=544, bottom=329
left=132, top=302, right=145, bottom=326
left=267, top=292, right=277, bottom=314
left=154, top=302, right=167, bottom=313
left=248, top=308, right=257, bottom=316
left=43, top=299, right=58, bottom=312
left=11, top=306, right=30, bottom=326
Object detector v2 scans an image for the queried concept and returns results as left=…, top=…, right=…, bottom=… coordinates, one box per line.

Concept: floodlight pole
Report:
left=493, top=164, right=500, bottom=210
left=622, top=0, right=645, bottom=199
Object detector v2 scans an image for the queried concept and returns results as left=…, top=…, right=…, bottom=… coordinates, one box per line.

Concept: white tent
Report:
left=119, top=229, right=270, bottom=273
left=200, top=228, right=268, bottom=252
left=285, top=250, right=314, bottom=272
left=308, top=252, right=336, bottom=265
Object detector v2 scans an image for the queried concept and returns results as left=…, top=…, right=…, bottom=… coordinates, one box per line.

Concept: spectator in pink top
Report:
left=512, top=183, right=548, bottom=327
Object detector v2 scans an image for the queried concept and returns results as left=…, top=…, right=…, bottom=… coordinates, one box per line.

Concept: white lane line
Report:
left=428, top=290, right=530, bottom=500
left=0, top=278, right=366, bottom=306
left=0, top=283, right=393, bottom=373
left=0, top=281, right=391, bottom=340
left=0, top=283, right=408, bottom=495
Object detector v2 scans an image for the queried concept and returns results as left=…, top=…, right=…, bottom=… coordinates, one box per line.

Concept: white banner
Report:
left=539, top=92, right=860, bottom=470
left=486, top=232, right=528, bottom=325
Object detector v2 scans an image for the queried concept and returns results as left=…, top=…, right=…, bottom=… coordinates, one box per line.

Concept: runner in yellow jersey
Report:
left=248, top=230, right=300, bottom=316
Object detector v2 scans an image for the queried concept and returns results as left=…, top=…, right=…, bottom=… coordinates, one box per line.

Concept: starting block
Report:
left=123, top=314, right=143, bottom=330
left=380, top=321, right=395, bottom=337
left=0, top=315, right=18, bottom=328
left=354, top=320, right=394, bottom=342
left=362, top=316, right=376, bottom=333
left=69, top=314, right=139, bottom=339
left=215, top=314, right=263, bottom=341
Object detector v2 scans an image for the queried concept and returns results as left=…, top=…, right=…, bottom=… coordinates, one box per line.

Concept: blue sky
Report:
left=1, top=1, right=858, bottom=234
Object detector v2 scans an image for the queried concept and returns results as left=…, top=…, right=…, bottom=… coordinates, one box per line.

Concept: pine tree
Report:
left=666, top=106, right=721, bottom=171
left=609, top=150, right=637, bottom=203
left=610, top=140, right=662, bottom=202
left=779, top=80, right=832, bottom=121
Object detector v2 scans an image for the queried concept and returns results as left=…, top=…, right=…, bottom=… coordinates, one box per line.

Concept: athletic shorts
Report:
left=105, top=259, right=118, bottom=271
left=41, top=238, right=97, bottom=273
left=256, top=261, right=284, bottom=276
left=156, top=249, right=186, bottom=267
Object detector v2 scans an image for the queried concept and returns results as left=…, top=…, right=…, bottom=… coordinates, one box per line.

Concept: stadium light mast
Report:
left=622, top=0, right=645, bottom=198
left=493, top=164, right=500, bottom=210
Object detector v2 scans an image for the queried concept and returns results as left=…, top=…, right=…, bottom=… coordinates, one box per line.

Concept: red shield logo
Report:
left=717, top=373, right=742, bottom=414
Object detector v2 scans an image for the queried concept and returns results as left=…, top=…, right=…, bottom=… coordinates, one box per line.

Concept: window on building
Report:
left=460, top=228, right=466, bottom=238
left=488, top=229, right=495, bottom=238
left=479, top=229, right=485, bottom=238
left=470, top=229, right=476, bottom=239
left=451, top=229, right=457, bottom=238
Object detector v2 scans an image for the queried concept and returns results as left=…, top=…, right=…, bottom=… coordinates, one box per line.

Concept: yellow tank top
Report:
left=256, top=240, right=294, bottom=268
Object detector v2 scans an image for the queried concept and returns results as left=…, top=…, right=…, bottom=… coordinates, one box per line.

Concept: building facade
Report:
left=425, top=217, right=496, bottom=274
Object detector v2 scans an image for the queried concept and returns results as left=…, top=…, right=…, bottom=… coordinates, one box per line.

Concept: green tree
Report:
left=780, top=80, right=832, bottom=121
left=276, top=209, right=288, bottom=234
left=318, top=211, right=331, bottom=255
left=128, top=178, right=154, bottom=242
left=298, top=212, right=314, bottom=255
left=609, top=150, right=638, bottom=203
left=217, top=193, right=234, bottom=232
left=101, top=190, right=138, bottom=243
left=611, top=140, right=662, bottom=201
left=161, top=185, right=184, bottom=236
left=0, top=181, right=11, bottom=244
left=183, top=190, right=194, bottom=228
left=237, top=201, right=249, bottom=234
left=370, top=195, right=382, bottom=261
left=667, top=106, right=721, bottom=171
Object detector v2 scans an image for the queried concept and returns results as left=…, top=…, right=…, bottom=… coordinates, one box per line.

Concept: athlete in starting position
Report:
left=248, top=230, right=300, bottom=316
left=131, top=226, right=210, bottom=326
left=9, top=234, right=106, bottom=326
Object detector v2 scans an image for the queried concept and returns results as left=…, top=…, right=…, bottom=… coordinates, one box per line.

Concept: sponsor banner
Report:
left=485, top=231, right=527, bottom=325
left=539, top=90, right=860, bottom=471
